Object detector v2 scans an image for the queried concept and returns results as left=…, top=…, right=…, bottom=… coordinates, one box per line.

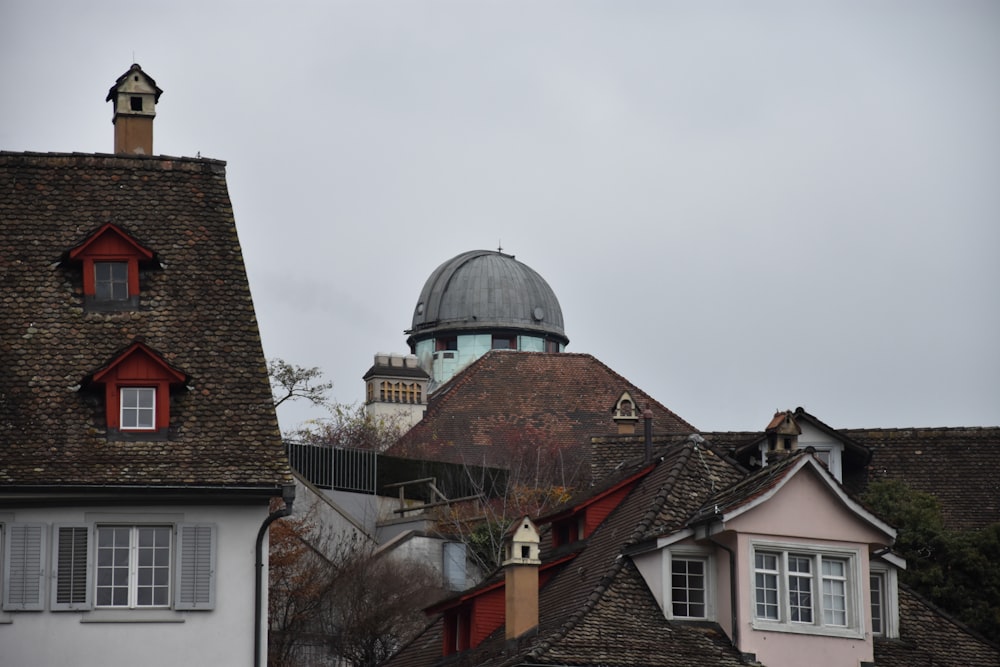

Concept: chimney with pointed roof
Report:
left=503, top=516, right=541, bottom=640
left=106, top=64, right=162, bottom=155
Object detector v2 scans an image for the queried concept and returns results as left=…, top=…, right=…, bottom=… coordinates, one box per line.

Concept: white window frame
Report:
left=750, top=541, right=864, bottom=639
left=869, top=563, right=900, bottom=639
left=95, top=525, right=173, bottom=609
left=664, top=547, right=715, bottom=621
left=119, top=387, right=156, bottom=430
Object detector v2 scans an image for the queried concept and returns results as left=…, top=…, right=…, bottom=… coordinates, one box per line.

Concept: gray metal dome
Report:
left=407, top=250, right=568, bottom=344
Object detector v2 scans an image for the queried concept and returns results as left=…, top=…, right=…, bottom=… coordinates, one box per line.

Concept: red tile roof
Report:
left=390, top=351, right=696, bottom=484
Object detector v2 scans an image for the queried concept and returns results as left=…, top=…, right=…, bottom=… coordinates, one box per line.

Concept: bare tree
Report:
left=268, top=500, right=440, bottom=667
left=430, top=425, right=582, bottom=573
left=291, top=402, right=405, bottom=453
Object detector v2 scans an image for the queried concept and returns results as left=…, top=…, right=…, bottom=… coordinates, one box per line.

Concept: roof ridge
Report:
left=518, top=443, right=696, bottom=664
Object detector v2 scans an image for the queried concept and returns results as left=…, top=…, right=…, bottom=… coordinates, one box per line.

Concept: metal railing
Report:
left=285, top=442, right=377, bottom=494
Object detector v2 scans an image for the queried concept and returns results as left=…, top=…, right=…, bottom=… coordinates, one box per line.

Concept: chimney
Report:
left=106, top=64, right=162, bottom=155
left=765, top=410, right=801, bottom=457
left=612, top=391, right=639, bottom=435
left=503, top=516, right=540, bottom=640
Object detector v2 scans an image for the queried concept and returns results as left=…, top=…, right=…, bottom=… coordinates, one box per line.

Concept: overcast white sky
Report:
left=3, top=1, right=998, bottom=433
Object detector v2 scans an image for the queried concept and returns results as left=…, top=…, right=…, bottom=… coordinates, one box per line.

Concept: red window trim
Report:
left=68, top=223, right=154, bottom=298
left=90, top=342, right=186, bottom=431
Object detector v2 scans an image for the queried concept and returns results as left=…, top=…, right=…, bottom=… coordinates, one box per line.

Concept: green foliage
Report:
left=862, top=479, right=1000, bottom=639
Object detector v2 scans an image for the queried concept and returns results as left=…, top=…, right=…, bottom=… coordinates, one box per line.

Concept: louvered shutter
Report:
left=3, top=523, right=46, bottom=610
left=52, top=525, right=92, bottom=610
left=175, top=524, right=215, bottom=610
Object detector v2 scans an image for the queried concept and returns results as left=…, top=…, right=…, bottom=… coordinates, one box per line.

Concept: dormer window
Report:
left=66, top=223, right=156, bottom=311
left=87, top=342, right=187, bottom=437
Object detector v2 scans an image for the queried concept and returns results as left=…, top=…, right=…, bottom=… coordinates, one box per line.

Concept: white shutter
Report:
left=51, top=524, right=92, bottom=610
left=175, top=524, right=216, bottom=610
left=3, top=523, right=46, bottom=610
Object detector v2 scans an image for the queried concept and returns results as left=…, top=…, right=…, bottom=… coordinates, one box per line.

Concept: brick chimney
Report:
left=503, top=516, right=541, bottom=640
left=106, top=64, right=162, bottom=155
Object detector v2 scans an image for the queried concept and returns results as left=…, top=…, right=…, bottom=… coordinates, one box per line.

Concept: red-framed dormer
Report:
left=88, top=341, right=187, bottom=435
left=428, top=553, right=575, bottom=657
left=67, top=223, right=156, bottom=309
left=542, top=465, right=654, bottom=549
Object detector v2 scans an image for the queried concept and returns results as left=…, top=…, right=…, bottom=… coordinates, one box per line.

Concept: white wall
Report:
left=0, top=502, right=269, bottom=667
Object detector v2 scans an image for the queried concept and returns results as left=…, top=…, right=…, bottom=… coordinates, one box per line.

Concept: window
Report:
left=870, top=573, right=884, bottom=635
left=492, top=335, right=517, bottom=350
left=665, top=548, right=714, bottom=620
left=95, top=261, right=129, bottom=301
left=868, top=564, right=899, bottom=638
left=96, top=526, right=172, bottom=607
left=751, top=544, right=862, bottom=637
left=67, top=223, right=155, bottom=311
left=89, top=342, right=186, bottom=435
left=435, top=337, right=458, bottom=352
left=1, top=522, right=215, bottom=614
left=120, top=387, right=156, bottom=430
left=671, top=557, right=707, bottom=618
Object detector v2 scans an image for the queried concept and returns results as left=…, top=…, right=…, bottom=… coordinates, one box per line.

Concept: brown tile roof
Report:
left=0, top=152, right=291, bottom=491
left=845, top=427, right=1000, bottom=531
left=389, top=351, right=696, bottom=482
left=711, top=422, right=1000, bottom=531
left=874, top=584, right=1000, bottom=666
left=384, top=441, right=749, bottom=667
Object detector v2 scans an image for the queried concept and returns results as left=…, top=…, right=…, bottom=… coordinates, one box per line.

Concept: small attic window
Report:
left=88, top=342, right=187, bottom=438
left=67, top=223, right=156, bottom=312
left=95, top=261, right=128, bottom=301
left=130, top=96, right=143, bottom=111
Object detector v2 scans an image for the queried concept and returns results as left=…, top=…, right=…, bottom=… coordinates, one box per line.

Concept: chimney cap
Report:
left=106, top=63, right=163, bottom=104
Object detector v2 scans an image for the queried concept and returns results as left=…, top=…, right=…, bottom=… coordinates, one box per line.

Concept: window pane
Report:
left=788, top=556, right=813, bottom=623
left=671, top=557, right=708, bottom=618
left=870, top=574, right=884, bottom=635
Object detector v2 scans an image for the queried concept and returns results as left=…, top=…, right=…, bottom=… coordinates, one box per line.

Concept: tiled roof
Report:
left=390, top=351, right=696, bottom=482
left=711, top=424, right=1000, bottom=531
left=874, top=584, right=1000, bottom=666
left=0, top=152, right=291, bottom=491
left=384, top=441, right=749, bottom=666
left=846, top=427, right=1000, bottom=531
left=686, top=450, right=810, bottom=526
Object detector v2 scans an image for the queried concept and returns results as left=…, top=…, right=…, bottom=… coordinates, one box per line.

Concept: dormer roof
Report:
left=688, top=449, right=896, bottom=541
left=67, top=222, right=155, bottom=263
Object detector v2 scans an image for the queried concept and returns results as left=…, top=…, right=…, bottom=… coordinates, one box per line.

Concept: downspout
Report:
left=643, top=408, right=653, bottom=464
left=707, top=532, right=739, bottom=649
left=255, top=484, right=296, bottom=667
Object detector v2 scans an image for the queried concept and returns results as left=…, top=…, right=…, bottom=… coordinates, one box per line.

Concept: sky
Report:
left=2, top=1, right=998, bottom=434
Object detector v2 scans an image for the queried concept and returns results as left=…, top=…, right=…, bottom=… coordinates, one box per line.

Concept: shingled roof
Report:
left=389, top=351, right=696, bottom=481
left=384, top=441, right=748, bottom=667
left=0, top=152, right=291, bottom=492
left=845, top=426, right=1000, bottom=531
left=708, top=420, right=1000, bottom=531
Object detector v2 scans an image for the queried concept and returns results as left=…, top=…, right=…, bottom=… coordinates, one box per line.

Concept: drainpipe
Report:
left=255, top=484, right=296, bottom=667
left=643, top=408, right=653, bottom=464
left=707, top=533, right=739, bottom=649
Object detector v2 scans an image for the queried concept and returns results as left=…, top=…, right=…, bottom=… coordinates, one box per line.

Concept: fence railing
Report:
left=285, top=442, right=377, bottom=494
